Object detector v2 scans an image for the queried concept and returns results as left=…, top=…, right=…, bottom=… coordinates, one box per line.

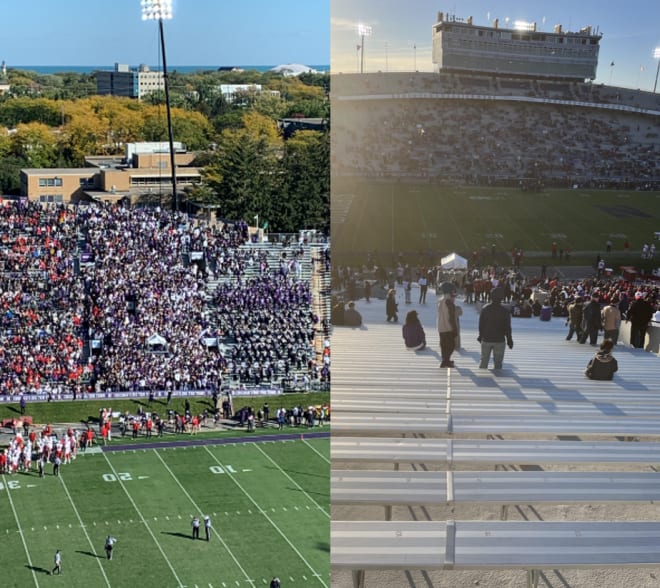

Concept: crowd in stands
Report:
left=212, top=275, right=320, bottom=385
left=456, top=267, right=660, bottom=326
left=336, top=258, right=660, bottom=327
left=333, top=73, right=659, bottom=189
left=0, top=200, right=328, bottom=397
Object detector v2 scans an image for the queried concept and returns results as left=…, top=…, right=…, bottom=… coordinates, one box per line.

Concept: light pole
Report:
left=357, top=24, right=372, bottom=74
left=141, top=0, right=178, bottom=212
left=654, top=47, right=660, bottom=94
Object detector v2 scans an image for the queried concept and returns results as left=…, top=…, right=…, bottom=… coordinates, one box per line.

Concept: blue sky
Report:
left=3, top=0, right=329, bottom=67
left=332, top=0, right=660, bottom=91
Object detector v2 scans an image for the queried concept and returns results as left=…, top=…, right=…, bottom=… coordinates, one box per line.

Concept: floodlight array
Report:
left=513, top=20, right=535, bottom=32
left=357, top=24, right=372, bottom=37
left=141, top=0, right=173, bottom=20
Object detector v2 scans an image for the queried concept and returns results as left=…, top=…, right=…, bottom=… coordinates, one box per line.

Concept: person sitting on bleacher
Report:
left=343, top=302, right=362, bottom=327
left=402, top=310, right=426, bottom=351
left=585, top=339, right=618, bottom=380
left=539, top=299, right=552, bottom=321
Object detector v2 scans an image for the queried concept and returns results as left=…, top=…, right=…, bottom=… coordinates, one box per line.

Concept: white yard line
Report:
left=301, top=438, right=330, bottom=464
left=101, top=452, right=184, bottom=587
left=151, top=449, right=255, bottom=587
left=252, top=444, right=329, bottom=518
left=57, top=474, right=112, bottom=587
left=4, top=480, right=40, bottom=587
left=202, top=446, right=328, bottom=588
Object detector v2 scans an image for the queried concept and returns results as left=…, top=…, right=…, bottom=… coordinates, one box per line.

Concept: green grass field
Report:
left=1, top=435, right=329, bottom=588
left=331, top=178, right=660, bottom=266
left=0, top=393, right=330, bottom=430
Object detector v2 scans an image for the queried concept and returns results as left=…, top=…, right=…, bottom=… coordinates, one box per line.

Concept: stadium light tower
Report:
left=141, top=0, right=178, bottom=211
left=654, top=47, right=660, bottom=94
left=357, top=24, right=372, bottom=74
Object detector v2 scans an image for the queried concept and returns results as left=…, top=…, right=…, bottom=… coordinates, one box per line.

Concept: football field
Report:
left=332, top=178, right=660, bottom=263
left=1, top=434, right=330, bottom=588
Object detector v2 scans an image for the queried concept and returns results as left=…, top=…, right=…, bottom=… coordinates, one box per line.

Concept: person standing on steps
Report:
left=627, top=291, right=654, bottom=349
left=565, top=296, right=584, bottom=341
left=579, top=292, right=602, bottom=346
left=478, top=287, right=514, bottom=370
left=418, top=272, right=428, bottom=304
left=601, top=296, right=621, bottom=345
left=437, top=282, right=462, bottom=368
left=385, top=288, right=398, bottom=323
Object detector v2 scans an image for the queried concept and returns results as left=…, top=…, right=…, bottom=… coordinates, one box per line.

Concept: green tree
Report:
left=200, top=130, right=281, bottom=224
left=0, top=97, right=63, bottom=127
left=280, top=130, right=330, bottom=232
left=0, top=130, right=22, bottom=193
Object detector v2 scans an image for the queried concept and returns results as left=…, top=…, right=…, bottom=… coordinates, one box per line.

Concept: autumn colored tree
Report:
left=10, top=122, right=58, bottom=168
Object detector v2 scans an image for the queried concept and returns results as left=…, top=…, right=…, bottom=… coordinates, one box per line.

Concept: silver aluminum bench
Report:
left=330, top=397, right=660, bottom=417
left=331, top=412, right=660, bottom=437
left=332, top=519, right=660, bottom=588
left=331, top=437, right=660, bottom=468
left=332, top=387, right=660, bottom=406
left=332, top=469, right=660, bottom=520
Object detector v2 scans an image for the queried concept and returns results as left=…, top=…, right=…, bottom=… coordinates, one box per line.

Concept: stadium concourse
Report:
left=331, top=283, right=660, bottom=588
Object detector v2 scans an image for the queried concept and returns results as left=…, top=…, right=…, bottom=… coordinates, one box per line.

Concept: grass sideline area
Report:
left=0, top=435, right=330, bottom=587
left=0, top=392, right=330, bottom=432
left=331, top=179, right=660, bottom=266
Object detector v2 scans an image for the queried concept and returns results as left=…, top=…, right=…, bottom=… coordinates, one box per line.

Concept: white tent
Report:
left=440, top=252, right=468, bottom=270
left=146, top=333, right=168, bottom=348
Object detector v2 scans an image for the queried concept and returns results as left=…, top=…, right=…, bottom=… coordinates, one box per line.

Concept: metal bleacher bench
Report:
left=332, top=519, right=660, bottom=588
left=332, top=469, right=660, bottom=521
left=331, top=412, right=660, bottom=437
left=331, top=385, right=660, bottom=405
left=331, top=437, right=660, bottom=468
left=331, top=397, right=660, bottom=417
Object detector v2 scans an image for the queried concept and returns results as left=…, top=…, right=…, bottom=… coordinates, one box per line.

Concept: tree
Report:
left=10, top=122, right=58, bottom=168
left=0, top=130, right=22, bottom=193
left=200, top=130, right=281, bottom=224
left=0, top=97, right=63, bottom=128
left=58, top=104, right=107, bottom=165
left=280, top=130, right=330, bottom=232
left=240, top=111, right=283, bottom=147
left=141, top=105, right=214, bottom=150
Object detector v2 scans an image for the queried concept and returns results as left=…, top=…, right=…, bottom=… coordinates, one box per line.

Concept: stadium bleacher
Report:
left=331, top=284, right=660, bottom=587
left=0, top=200, right=330, bottom=398
left=332, top=72, right=660, bottom=188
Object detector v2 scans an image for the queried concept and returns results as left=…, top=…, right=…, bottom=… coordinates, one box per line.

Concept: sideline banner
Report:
left=0, top=386, right=282, bottom=404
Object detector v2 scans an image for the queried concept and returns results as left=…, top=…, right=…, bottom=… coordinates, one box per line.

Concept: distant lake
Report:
left=12, top=65, right=329, bottom=75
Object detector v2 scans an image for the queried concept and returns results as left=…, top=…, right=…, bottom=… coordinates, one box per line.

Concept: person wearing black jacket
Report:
left=478, top=287, right=513, bottom=370
left=402, top=310, right=426, bottom=351
left=627, top=292, right=654, bottom=348
left=579, top=293, right=602, bottom=345
left=585, top=339, right=618, bottom=380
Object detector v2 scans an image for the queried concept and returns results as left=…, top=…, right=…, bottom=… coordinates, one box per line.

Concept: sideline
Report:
left=101, top=430, right=330, bottom=452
